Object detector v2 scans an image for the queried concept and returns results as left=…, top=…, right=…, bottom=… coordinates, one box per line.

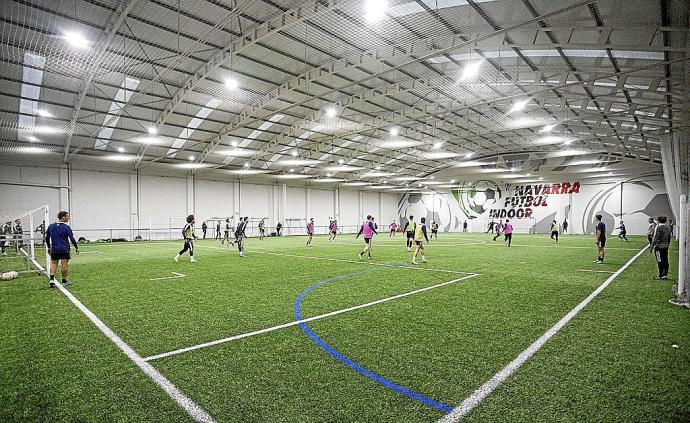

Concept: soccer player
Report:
left=174, top=215, right=197, bottom=263
left=594, top=214, right=606, bottom=264
left=403, top=216, right=416, bottom=252
left=389, top=220, right=398, bottom=237
left=0, top=221, right=9, bottom=255
left=485, top=220, right=495, bottom=234
left=258, top=219, right=266, bottom=240
left=411, top=217, right=429, bottom=265
left=45, top=211, right=79, bottom=288
left=493, top=219, right=503, bottom=241
left=276, top=222, right=283, bottom=236
left=504, top=219, right=514, bottom=247
left=235, top=217, right=248, bottom=257
left=647, top=217, right=657, bottom=251
left=430, top=221, right=439, bottom=240
left=463, top=220, right=468, bottom=233
left=328, top=219, right=338, bottom=241
left=550, top=220, right=559, bottom=243
left=13, top=218, right=23, bottom=251
left=221, top=218, right=235, bottom=246
left=306, top=218, right=315, bottom=247
left=651, top=216, right=672, bottom=280
left=35, top=220, right=46, bottom=245
left=356, top=215, right=378, bottom=260
left=562, top=219, right=568, bottom=234
left=215, top=221, right=221, bottom=240
left=201, top=221, right=208, bottom=239
left=616, top=220, right=629, bottom=242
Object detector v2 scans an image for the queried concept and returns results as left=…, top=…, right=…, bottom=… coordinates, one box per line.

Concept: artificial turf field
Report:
left=2, top=232, right=689, bottom=422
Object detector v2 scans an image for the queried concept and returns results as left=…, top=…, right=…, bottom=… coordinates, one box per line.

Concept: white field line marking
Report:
left=251, top=250, right=474, bottom=275
left=438, top=246, right=648, bottom=423
left=53, top=283, right=215, bottom=422
left=79, top=251, right=104, bottom=254
left=144, top=273, right=479, bottom=362
left=577, top=269, right=616, bottom=274
left=332, top=241, right=487, bottom=247
left=482, top=243, right=641, bottom=251
left=150, top=272, right=186, bottom=281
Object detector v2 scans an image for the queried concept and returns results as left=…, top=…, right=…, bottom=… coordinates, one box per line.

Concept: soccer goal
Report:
left=243, top=217, right=270, bottom=238
left=284, top=218, right=307, bottom=236
left=148, top=217, right=189, bottom=241
left=0, top=205, right=50, bottom=275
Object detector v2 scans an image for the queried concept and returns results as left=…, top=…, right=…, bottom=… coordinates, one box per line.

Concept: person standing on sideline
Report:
left=616, top=220, right=629, bottom=242
left=562, top=219, right=568, bottom=234
left=201, top=221, right=208, bottom=239
left=493, top=220, right=504, bottom=241
left=276, top=222, right=283, bottom=236
left=174, top=215, right=197, bottom=263
left=403, top=216, right=416, bottom=252
left=550, top=220, right=559, bottom=243
left=651, top=216, right=672, bottom=280
left=504, top=219, right=514, bottom=247
left=430, top=221, right=439, bottom=240
left=594, top=214, right=606, bottom=264
left=306, top=218, right=315, bottom=247
left=389, top=220, right=397, bottom=237
left=463, top=220, right=468, bottom=233
left=411, top=217, right=429, bottom=265
left=356, top=215, right=378, bottom=260
left=215, top=221, right=221, bottom=240
left=647, top=217, right=657, bottom=251
left=45, top=211, right=79, bottom=288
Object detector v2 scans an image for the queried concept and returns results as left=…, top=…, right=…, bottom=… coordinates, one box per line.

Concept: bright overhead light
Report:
left=362, top=171, right=396, bottom=178
left=562, top=140, right=574, bottom=146
left=432, top=141, right=443, bottom=149
left=535, top=136, right=576, bottom=145
left=137, top=137, right=161, bottom=145
left=460, top=60, right=483, bottom=80
left=374, top=165, right=381, bottom=170
left=230, top=140, right=238, bottom=147
left=326, top=172, right=333, bottom=177
left=106, top=154, right=136, bottom=161
left=27, top=136, right=38, bottom=142
left=450, top=179, right=456, bottom=183
left=276, top=173, right=312, bottom=179
left=225, top=78, right=239, bottom=90
left=510, top=167, right=517, bottom=172
left=243, top=162, right=250, bottom=168
left=147, top=127, right=157, bottom=135
left=314, top=178, right=346, bottom=183
left=189, top=156, right=195, bottom=161
left=277, top=159, right=320, bottom=166
left=508, top=99, right=530, bottom=113
left=365, top=0, right=387, bottom=22
left=36, top=109, right=52, bottom=118
left=540, top=123, right=557, bottom=133
left=117, top=147, right=125, bottom=153
left=326, top=165, right=364, bottom=172
left=325, top=107, right=337, bottom=118
left=289, top=168, right=295, bottom=173
left=217, top=148, right=256, bottom=157
left=539, top=177, right=544, bottom=180
left=389, top=127, right=399, bottom=136
left=291, top=150, right=298, bottom=157
left=465, top=152, right=474, bottom=159
left=568, top=159, right=602, bottom=166
left=63, top=31, right=90, bottom=49
left=338, top=159, right=345, bottom=164
left=18, top=146, right=49, bottom=154
left=421, top=151, right=460, bottom=160
left=177, top=163, right=210, bottom=169
left=454, top=160, right=496, bottom=168
left=231, top=168, right=268, bottom=175
left=378, top=139, right=422, bottom=149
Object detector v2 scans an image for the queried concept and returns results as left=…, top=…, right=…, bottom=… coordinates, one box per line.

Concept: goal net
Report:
left=284, top=218, right=307, bottom=236
left=148, top=217, right=189, bottom=241
left=243, top=217, right=270, bottom=238
left=0, top=205, right=50, bottom=275
left=478, top=217, right=537, bottom=234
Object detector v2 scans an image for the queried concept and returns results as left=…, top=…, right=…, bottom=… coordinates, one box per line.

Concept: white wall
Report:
left=0, top=164, right=394, bottom=239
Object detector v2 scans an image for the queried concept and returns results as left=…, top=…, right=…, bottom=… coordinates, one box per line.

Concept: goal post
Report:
left=1, top=205, right=50, bottom=275
left=284, top=218, right=307, bottom=236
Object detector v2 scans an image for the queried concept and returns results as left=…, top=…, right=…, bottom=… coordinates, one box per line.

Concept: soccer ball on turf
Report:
left=1, top=271, right=18, bottom=281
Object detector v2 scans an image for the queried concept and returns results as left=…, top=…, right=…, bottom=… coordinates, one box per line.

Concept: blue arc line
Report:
left=293, top=268, right=453, bottom=413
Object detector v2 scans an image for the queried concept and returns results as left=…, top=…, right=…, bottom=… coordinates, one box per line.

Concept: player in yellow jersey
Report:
left=550, top=220, right=559, bottom=244
left=174, top=214, right=197, bottom=263
left=411, top=217, right=429, bottom=265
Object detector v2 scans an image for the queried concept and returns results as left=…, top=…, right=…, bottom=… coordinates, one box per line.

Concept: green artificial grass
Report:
left=1, top=232, right=688, bottom=422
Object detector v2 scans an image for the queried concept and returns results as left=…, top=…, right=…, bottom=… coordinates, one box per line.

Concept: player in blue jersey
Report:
left=45, top=211, right=79, bottom=288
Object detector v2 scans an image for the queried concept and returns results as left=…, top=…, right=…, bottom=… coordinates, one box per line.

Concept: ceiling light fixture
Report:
left=36, top=109, right=52, bottom=118
left=189, top=156, right=195, bottom=161
left=540, top=123, right=557, bottom=132
left=465, top=152, right=474, bottom=159
left=147, top=127, right=157, bottom=135
left=63, top=31, right=90, bottom=49
left=364, top=0, right=387, bottom=22
left=325, top=107, right=337, bottom=118
left=230, top=140, right=238, bottom=147
left=291, top=150, right=298, bottom=157
left=433, top=141, right=443, bottom=149
left=27, top=136, right=38, bottom=142
left=508, top=99, right=530, bottom=113
left=389, top=127, right=399, bottom=136
left=460, top=60, right=483, bottom=80
left=225, top=78, right=239, bottom=90
left=117, top=147, right=125, bottom=153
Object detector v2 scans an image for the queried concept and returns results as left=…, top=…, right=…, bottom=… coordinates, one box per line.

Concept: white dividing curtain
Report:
left=660, top=132, right=684, bottom=222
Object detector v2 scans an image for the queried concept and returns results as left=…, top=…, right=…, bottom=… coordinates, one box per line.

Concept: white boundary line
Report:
left=143, top=273, right=479, bottom=362
left=150, top=272, right=186, bottom=281
left=576, top=269, right=616, bottom=274
left=78, top=251, right=104, bottom=254
left=438, top=246, right=648, bottom=423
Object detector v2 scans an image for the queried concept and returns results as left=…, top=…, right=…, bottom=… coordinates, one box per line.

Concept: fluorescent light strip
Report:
left=94, top=77, right=140, bottom=150
left=167, top=98, right=222, bottom=158
left=428, top=49, right=664, bottom=64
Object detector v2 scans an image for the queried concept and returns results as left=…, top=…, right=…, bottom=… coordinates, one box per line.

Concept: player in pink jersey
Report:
left=389, top=220, right=398, bottom=237
left=356, top=215, right=378, bottom=260
left=503, top=219, right=513, bottom=247
left=306, top=218, right=315, bottom=247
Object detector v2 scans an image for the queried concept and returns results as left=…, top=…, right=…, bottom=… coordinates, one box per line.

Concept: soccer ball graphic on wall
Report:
left=397, top=192, right=454, bottom=230
left=452, top=180, right=503, bottom=218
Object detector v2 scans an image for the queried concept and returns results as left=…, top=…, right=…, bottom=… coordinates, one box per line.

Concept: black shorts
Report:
left=415, top=240, right=423, bottom=246
left=50, top=251, right=71, bottom=261
left=598, top=238, right=606, bottom=248
left=431, top=229, right=438, bottom=234
left=406, top=231, right=414, bottom=239
left=364, top=238, right=371, bottom=244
